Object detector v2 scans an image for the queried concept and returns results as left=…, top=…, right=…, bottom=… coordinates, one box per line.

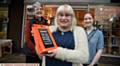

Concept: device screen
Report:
left=38, top=29, right=54, bottom=48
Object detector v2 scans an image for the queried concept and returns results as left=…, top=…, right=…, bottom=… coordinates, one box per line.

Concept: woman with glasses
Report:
left=35, top=4, right=89, bottom=66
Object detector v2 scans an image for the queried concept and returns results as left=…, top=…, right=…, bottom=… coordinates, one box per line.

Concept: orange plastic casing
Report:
left=32, top=24, right=57, bottom=54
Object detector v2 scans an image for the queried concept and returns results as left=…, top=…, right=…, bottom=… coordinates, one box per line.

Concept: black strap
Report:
left=87, top=29, right=97, bottom=42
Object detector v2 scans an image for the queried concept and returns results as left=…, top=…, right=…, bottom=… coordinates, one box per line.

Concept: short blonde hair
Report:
left=54, top=4, right=77, bottom=29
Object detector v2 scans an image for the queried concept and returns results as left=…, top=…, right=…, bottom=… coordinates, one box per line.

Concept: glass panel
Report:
left=0, top=7, right=8, bottom=39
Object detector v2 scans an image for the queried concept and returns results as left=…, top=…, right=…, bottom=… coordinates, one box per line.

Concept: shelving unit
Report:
left=102, top=16, right=120, bottom=56
left=94, top=6, right=120, bottom=57
left=111, top=18, right=120, bottom=55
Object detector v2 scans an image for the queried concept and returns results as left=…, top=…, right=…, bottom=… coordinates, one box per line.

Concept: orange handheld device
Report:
left=32, top=24, right=57, bottom=54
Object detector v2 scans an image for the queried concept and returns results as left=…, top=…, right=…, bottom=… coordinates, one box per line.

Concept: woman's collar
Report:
left=57, top=26, right=73, bottom=32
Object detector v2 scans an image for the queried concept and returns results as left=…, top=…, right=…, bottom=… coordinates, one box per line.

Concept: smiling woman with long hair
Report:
left=81, top=12, right=104, bottom=66
left=35, top=4, right=89, bottom=66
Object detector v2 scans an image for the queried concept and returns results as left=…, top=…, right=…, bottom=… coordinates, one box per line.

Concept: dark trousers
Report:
left=83, top=64, right=98, bottom=66
left=26, top=56, right=42, bottom=66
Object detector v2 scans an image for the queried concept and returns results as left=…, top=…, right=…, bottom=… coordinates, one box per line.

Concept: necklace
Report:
left=61, top=32, right=64, bottom=35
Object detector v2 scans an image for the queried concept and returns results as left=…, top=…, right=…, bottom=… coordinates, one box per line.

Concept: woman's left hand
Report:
left=45, top=49, right=57, bottom=57
left=88, top=64, right=93, bottom=66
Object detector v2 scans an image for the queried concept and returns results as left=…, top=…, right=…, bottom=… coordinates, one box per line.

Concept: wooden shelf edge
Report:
left=102, top=54, right=120, bottom=58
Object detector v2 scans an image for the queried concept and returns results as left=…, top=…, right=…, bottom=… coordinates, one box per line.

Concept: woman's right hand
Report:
left=80, top=64, right=84, bottom=66
left=31, top=31, right=34, bottom=36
